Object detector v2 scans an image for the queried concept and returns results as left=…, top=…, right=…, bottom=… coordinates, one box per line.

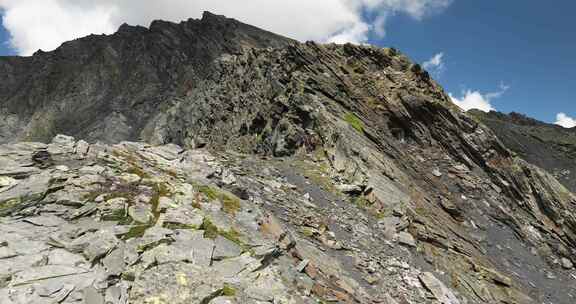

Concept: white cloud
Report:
left=422, top=52, right=444, bottom=75
left=555, top=113, right=576, bottom=128
left=449, top=90, right=495, bottom=112
left=449, top=82, right=509, bottom=112
left=0, top=0, right=453, bottom=55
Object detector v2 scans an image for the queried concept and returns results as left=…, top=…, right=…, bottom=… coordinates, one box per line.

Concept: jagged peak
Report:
left=200, top=11, right=230, bottom=22
left=117, top=23, right=148, bottom=34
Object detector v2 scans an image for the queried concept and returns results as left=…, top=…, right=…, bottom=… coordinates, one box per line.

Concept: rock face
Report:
left=1, top=12, right=576, bottom=304
left=471, top=110, right=576, bottom=192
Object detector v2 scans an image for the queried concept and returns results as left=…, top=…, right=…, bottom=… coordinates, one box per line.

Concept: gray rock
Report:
left=0, top=176, right=17, bottom=188
left=128, top=204, right=152, bottom=224
left=163, top=208, right=203, bottom=228
left=295, top=259, right=310, bottom=273
left=149, top=144, right=183, bottom=161
left=23, top=215, right=66, bottom=227
left=140, top=243, right=188, bottom=268
left=212, top=236, right=242, bottom=260
left=83, top=230, right=119, bottom=262
left=75, top=140, right=90, bottom=157
left=0, top=246, right=18, bottom=259
left=397, top=231, right=416, bottom=247
left=419, top=272, right=460, bottom=304
left=561, top=257, right=574, bottom=269
left=211, top=296, right=236, bottom=304
left=79, top=165, right=106, bottom=175
left=102, top=247, right=126, bottom=275
left=335, top=184, right=363, bottom=194
left=10, top=265, right=89, bottom=286
left=173, top=230, right=215, bottom=267
left=47, top=249, right=86, bottom=266
left=83, top=286, right=104, bottom=304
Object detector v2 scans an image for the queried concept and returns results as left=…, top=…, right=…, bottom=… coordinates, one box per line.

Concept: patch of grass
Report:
left=344, top=112, right=364, bottom=133
left=196, top=185, right=241, bottom=215
left=200, top=217, right=250, bottom=252
left=126, top=166, right=150, bottom=179
left=197, top=185, right=219, bottom=201
left=200, top=217, right=220, bottom=239
left=219, top=228, right=242, bottom=245
left=163, top=222, right=198, bottom=230
left=149, top=183, right=171, bottom=223
left=221, top=194, right=241, bottom=215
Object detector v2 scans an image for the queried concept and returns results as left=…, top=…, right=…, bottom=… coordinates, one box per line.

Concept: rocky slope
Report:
left=1, top=12, right=576, bottom=304
left=471, top=110, right=576, bottom=192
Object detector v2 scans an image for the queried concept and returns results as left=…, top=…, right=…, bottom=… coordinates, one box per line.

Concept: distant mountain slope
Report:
left=471, top=110, right=576, bottom=192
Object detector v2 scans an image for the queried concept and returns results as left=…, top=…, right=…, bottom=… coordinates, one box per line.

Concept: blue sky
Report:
left=368, top=0, right=575, bottom=124
left=0, top=1, right=574, bottom=125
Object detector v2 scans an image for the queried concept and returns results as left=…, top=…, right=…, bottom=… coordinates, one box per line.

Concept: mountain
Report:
left=1, top=12, right=576, bottom=304
left=0, top=11, right=294, bottom=144
left=471, top=110, right=576, bottom=192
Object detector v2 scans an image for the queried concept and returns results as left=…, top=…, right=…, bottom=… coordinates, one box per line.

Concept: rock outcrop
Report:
left=1, top=12, right=576, bottom=304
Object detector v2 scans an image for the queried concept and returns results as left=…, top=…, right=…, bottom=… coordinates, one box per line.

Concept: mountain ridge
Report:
left=1, top=12, right=576, bottom=304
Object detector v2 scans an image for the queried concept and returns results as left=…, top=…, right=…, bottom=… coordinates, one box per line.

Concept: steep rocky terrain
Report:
left=471, top=110, right=576, bottom=192
left=2, top=12, right=576, bottom=304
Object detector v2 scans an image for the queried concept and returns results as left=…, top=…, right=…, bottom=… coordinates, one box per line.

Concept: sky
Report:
left=0, top=0, right=574, bottom=127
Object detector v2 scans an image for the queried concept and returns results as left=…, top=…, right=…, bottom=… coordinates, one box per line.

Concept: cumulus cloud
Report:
left=555, top=113, right=576, bottom=128
left=0, top=0, right=453, bottom=55
left=422, top=52, right=444, bottom=75
left=449, top=82, right=509, bottom=112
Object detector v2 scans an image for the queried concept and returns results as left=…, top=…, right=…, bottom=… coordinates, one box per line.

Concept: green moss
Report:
left=301, top=227, right=316, bottom=237
left=0, top=197, right=21, bottom=211
left=122, top=224, right=152, bottom=240
left=292, top=160, right=337, bottom=194
left=352, top=196, right=371, bottom=208
left=221, top=284, right=237, bottom=297
left=163, top=222, right=198, bottom=230
left=219, top=228, right=242, bottom=245
left=121, top=271, right=136, bottom=282
left=313, top=147, right=327, bottom=161
left=200, top=217, right=220, bottom=239
left=200, top=217, right=251, bottom=252
left=414, top=206, right=429, bottom=216
left=196, top=185, right=241, bottom=215
left=221, top=194, right=241, bottom=215
left=344, top=112, right=364, bottom=133
left=197, top=185, right=219, bottom=201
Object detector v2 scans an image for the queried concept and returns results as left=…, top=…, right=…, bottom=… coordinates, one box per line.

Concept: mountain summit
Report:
left=1, top=13, right=576, bottom=304
left=0, top=12, right=294, bottom=144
